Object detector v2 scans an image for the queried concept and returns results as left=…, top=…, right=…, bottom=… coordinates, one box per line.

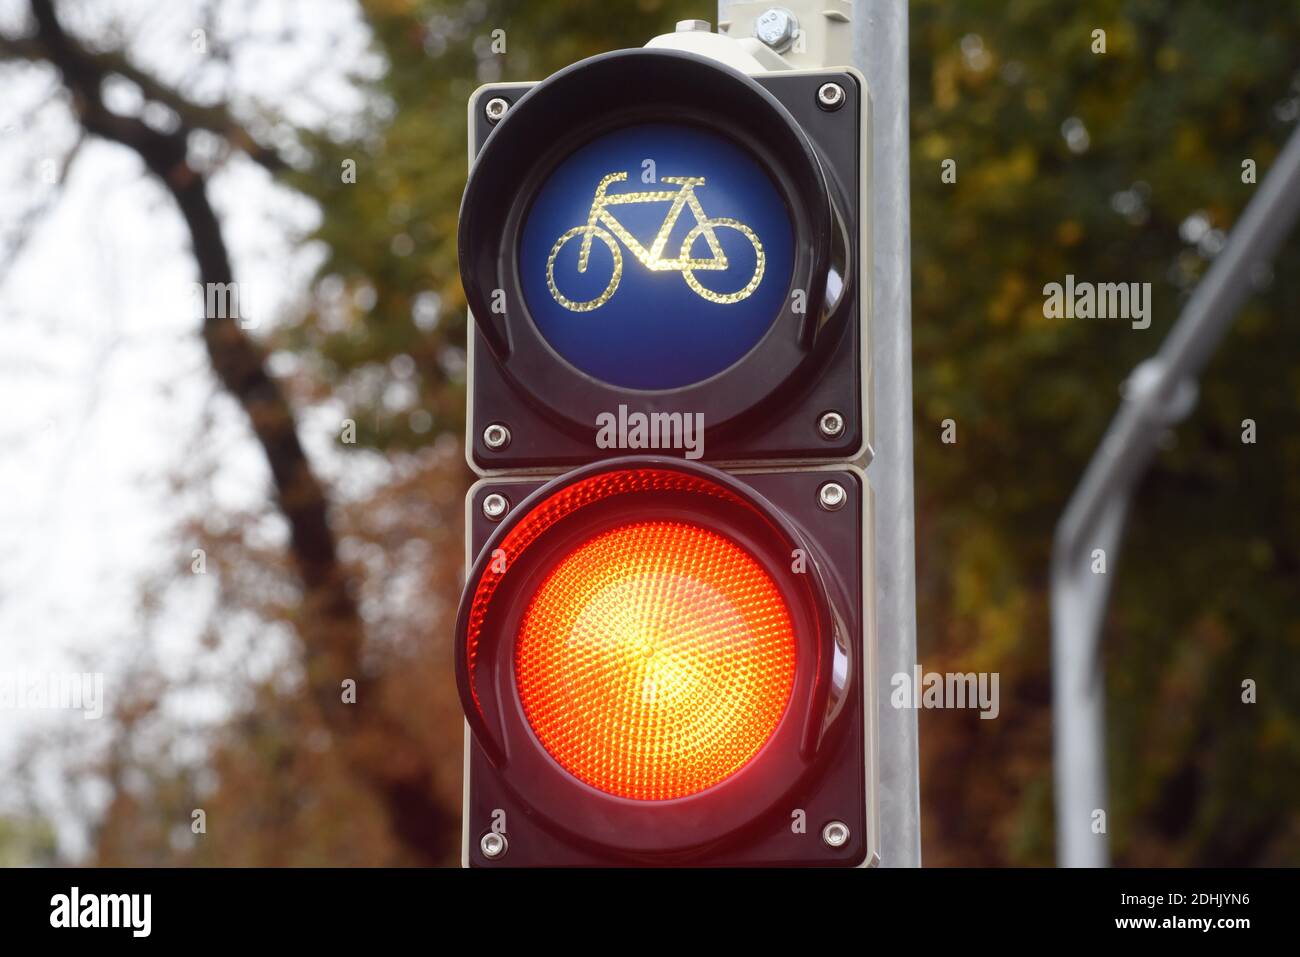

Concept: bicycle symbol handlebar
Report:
left=545, top=172, right=766, bottom=312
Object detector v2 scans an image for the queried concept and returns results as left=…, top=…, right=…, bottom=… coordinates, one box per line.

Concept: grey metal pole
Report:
left=1052, top=121, right=1300, bottom=866
left=852, top=0, right=922, bottom=870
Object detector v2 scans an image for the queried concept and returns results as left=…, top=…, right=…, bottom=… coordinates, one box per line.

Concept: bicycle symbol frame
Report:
left=545, top=172, right=766, bottom=312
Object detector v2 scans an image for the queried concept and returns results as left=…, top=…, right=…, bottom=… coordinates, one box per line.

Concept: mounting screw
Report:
left=484, top=96, right=510, bottom=124
left=675, top=19, right=711, bottom=33
left=817, top=82, right=846, bottom=111
left=822, top=820, right=850, bottom=848
left=818, top=410, right=845, bottom=439
left=482, top=493, right=509, bottom=521
left=482, top=422, right=511, bottom=450
left=754, top=8, right=798, bottom=51
left=818, top=481, right=847, bottom=512
left=480, top=831, right=508, bottom=859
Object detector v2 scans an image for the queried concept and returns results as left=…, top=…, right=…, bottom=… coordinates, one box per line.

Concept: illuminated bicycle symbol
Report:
left=546, top=172, right=766, bottom=312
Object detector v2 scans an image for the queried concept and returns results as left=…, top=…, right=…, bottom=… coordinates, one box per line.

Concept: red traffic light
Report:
left=516, top=518, right=798, bottom=801
left=456, top=458, right=854, bottom=856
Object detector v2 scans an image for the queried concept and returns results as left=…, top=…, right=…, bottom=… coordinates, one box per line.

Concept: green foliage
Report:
left=911, top=0, right=1300, bottom=864
left=0, top=815, right=58, bottom=867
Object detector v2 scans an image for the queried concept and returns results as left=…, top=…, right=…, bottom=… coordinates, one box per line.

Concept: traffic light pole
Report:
left=849, top=0, right=922, bottom=872
left=718, top=0, right=923, bottom=868
left=1051, top=121, right=1300, bottom=867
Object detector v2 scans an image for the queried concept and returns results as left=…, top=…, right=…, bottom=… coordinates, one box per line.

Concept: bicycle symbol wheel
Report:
left=679, top=218, right=765, bottom=305
left=546, top=226, right=624, bottom=312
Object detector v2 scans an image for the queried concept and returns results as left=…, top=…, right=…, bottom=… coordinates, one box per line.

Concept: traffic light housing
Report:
left=460, top=49, right=866, bottom=469
left=456, top=41, right=874, bottom=867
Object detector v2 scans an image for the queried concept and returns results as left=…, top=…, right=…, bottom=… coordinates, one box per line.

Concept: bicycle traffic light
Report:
left=459, top=48, right=864, bottom=468
left=455, top=39, right=874, bottom=867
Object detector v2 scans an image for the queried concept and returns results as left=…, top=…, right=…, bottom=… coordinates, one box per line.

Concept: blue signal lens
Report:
left=519, top=124, right=794, bottom=390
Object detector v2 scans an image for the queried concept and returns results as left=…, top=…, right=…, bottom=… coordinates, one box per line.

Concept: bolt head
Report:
left=817, top=82, right=846, bottom=111
left=818, top=481, right=847, bottom=511
left=818, top=410, right=845, bottom=439
left=482, top=422, right=511, bottom=450
left=754, top=8, right=798, bottom=50
left=484, top=97, right=510, bottom=123
left=675, top=19, right=712, bottom=33
left=482, top=493, right=509, bottom=521
left=480, top=831, right=508, bottom=859
left=822, top=820, right=850, bottom=848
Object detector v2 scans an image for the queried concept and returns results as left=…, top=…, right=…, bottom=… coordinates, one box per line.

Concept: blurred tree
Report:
left=910, top=0, right=1300, bottom=865
left=0, top=815, right=58, bottom=867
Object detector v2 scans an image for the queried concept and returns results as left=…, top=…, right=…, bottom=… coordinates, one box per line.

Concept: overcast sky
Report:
left=0, top=0, right=382, bottom=855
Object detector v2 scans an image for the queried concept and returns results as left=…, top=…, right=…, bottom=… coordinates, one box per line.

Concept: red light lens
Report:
left=515, top=520, right=796, bottom=801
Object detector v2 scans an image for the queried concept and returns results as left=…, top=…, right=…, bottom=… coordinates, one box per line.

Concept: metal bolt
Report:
left=818, top=410, right=845, bottom=439
left=482, top=422, right=511, bottom=450
left=818, top=481, right=847, bottom=511
left=480, top=831, right=508, bottom=859
left=822, top=820, right=850, bottom=848
left=484, top=96, right=510, bottom=123
left=482, top=493, right=509, bottom=521
left=754, top=8, right=798, bottom=51
left=675, top=19, right=711, bottom=33
left=817, top=82, right=846, bottom=111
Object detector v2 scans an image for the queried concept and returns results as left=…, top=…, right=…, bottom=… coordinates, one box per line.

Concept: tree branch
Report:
left=0, top=132, right=83, bottom=290
left=17, top=0, right=454, bottom=864
left=0, top=16, right=289, bottom=173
